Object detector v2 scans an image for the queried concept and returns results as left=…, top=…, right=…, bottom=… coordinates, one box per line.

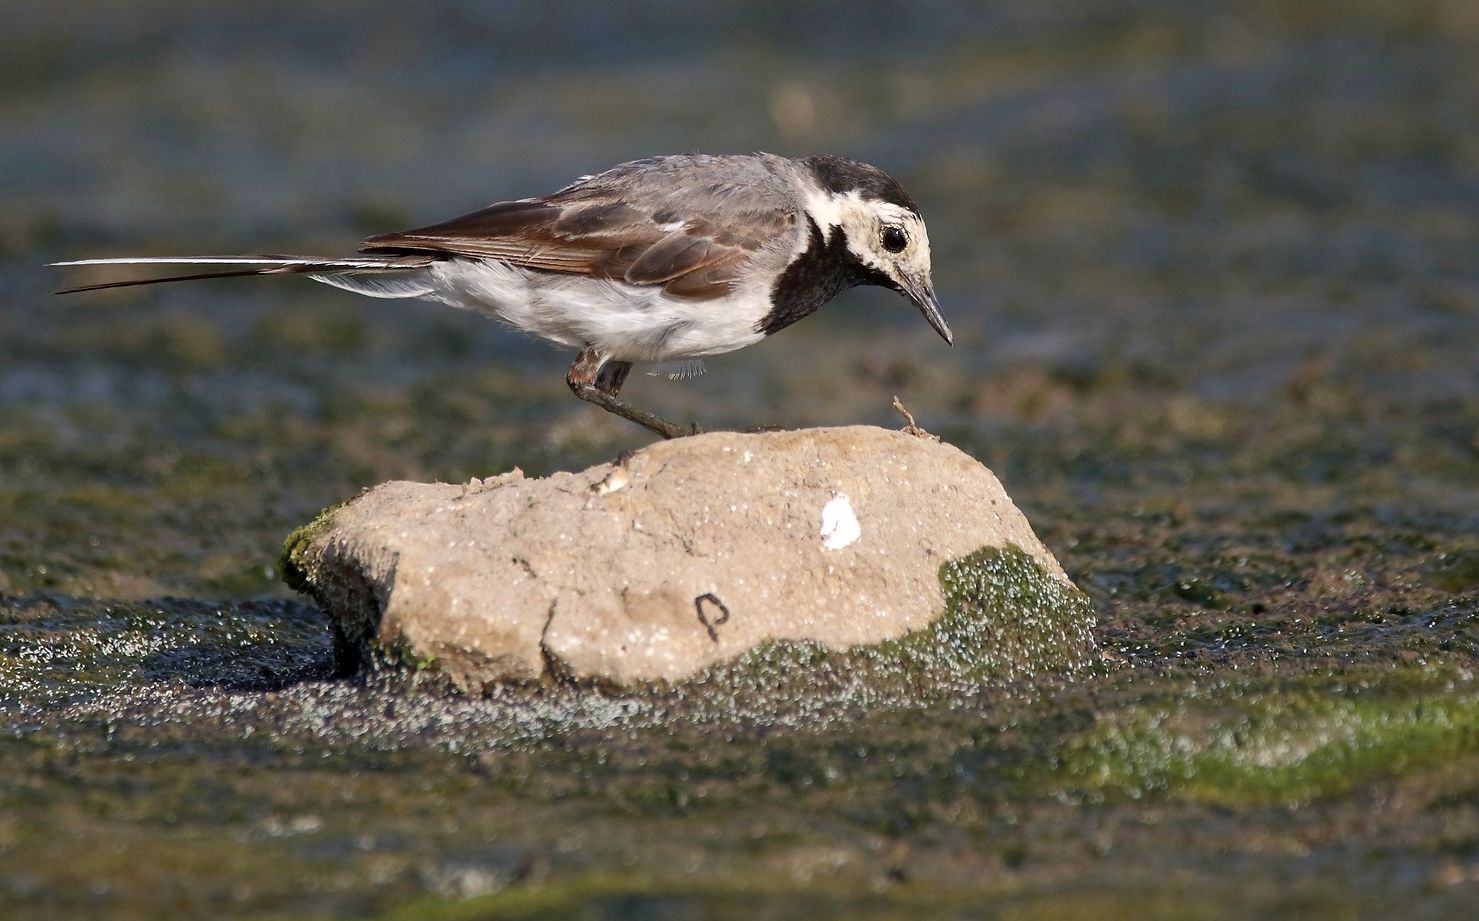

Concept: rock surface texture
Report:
left=284, top=426, right=1088, bottom=690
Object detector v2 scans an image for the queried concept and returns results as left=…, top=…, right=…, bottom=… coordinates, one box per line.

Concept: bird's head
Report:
left=800, top=155, right=952, bottom=345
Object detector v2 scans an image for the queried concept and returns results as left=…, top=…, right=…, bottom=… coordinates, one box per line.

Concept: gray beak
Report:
left=898, top=275, right=953, bottom=345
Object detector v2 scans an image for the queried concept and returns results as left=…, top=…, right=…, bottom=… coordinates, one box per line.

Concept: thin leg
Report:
left=566, top=349, right=701, bottom=440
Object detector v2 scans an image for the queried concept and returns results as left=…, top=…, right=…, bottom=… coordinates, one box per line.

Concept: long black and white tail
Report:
left=51, top=254, right=441, bottom=298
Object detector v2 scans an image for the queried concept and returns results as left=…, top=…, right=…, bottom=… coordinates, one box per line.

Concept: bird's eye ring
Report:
left=881, top=225, right=908, bottom=253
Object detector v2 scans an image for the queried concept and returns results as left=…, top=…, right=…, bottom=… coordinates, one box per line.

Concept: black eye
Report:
left=881, top=225, right=908, bottom=253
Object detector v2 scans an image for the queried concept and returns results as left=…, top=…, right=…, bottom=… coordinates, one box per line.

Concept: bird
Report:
left=53, top=153, right=952, bottom=439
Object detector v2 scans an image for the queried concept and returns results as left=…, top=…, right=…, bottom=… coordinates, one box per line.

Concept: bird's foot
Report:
left=570, top=384, right=700, bottom=440
left=567, top=349, right=701, bottom=439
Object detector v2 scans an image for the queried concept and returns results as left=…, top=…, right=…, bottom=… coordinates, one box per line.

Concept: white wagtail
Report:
left=55, top=153, right=951, bottom=439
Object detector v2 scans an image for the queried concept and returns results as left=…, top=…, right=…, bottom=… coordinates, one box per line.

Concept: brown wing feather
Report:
left=360, top=182, right=778, bottom=300
left=623, top=232, right=716, bottom=284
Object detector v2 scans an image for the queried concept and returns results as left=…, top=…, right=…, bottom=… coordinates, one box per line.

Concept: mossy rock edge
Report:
left=689, top=543, right=1098, bottom=698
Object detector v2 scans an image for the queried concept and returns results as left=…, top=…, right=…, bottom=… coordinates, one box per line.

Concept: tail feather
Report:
left=51, top=254, right=438, bottom=295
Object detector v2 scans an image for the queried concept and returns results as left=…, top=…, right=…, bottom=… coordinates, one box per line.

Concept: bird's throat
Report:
left=759, top=219, right=892, bottom=336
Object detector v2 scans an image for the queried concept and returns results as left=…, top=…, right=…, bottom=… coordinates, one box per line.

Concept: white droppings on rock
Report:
left=820, top=494, right=862, bottom=550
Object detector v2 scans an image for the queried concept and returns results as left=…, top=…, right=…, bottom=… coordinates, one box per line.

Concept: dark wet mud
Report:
left=3, top=2, right=1478, bottom=918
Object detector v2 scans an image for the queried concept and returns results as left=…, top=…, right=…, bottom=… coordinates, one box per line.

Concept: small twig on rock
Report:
left=892, top=396, right=940, bottom=442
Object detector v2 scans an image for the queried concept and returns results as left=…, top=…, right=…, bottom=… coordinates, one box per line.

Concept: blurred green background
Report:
left=2, top=2, right=1477, bottom=919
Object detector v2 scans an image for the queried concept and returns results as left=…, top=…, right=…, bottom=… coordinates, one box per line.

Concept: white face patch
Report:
left=833, top=197, right=933, bottom=288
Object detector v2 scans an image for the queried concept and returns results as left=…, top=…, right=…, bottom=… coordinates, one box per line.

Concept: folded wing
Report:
left=361, top=159, right=795, bottom=301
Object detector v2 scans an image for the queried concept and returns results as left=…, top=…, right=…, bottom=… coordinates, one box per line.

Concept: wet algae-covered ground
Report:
left=4, top=2, right=1479, bottom=918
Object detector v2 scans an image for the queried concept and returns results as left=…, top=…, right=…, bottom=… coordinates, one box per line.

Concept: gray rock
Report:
left=283, top=426, right=1092, bottom=691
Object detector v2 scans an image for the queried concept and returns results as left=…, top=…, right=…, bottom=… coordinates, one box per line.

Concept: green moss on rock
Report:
left=690, top=544, right=1097, bottom=697
left=879, top=543, right=1098, bottom=681
left=278, top=501, right=345, bottom=598
left=279, top=499, right=387, bottom=671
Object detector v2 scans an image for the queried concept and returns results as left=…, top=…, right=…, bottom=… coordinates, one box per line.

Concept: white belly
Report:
left=425, top=259, right=768, bottom=362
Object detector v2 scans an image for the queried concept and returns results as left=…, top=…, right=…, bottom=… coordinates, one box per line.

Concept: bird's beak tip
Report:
left=902, top=278, right=953, bottom=346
